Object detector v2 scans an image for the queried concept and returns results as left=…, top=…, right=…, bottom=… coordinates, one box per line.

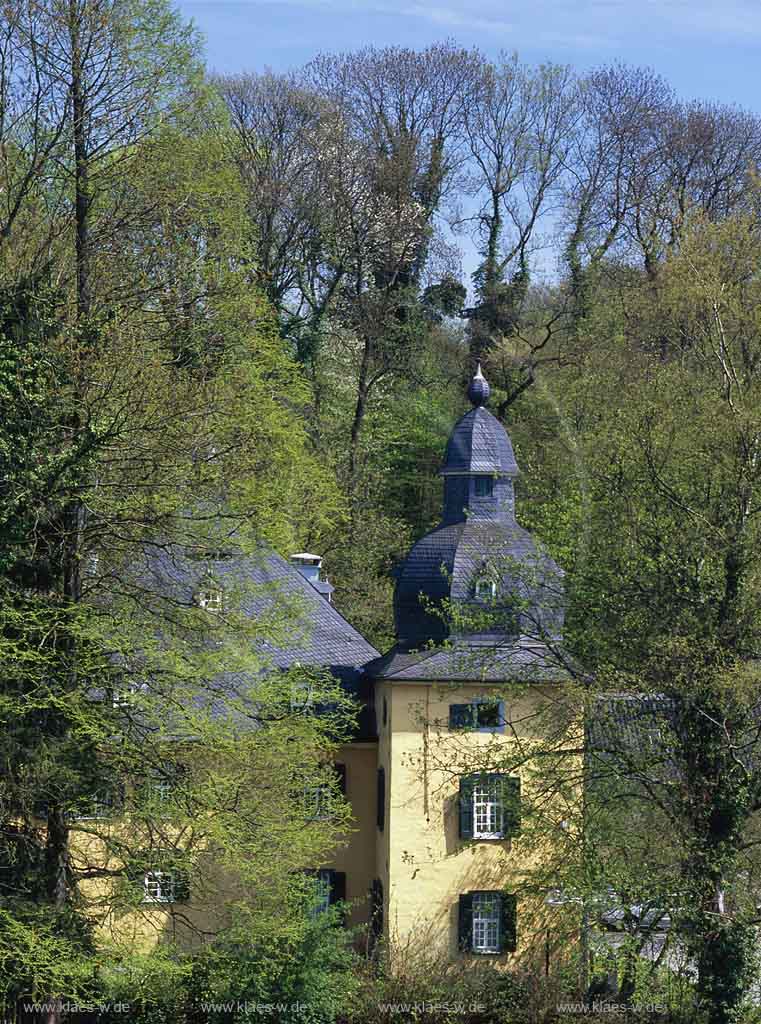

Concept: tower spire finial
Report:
left=467, top=362, right=490, bottom=407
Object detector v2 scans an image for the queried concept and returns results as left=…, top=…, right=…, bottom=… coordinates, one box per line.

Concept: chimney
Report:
left=290, top=552, right=334, bottom=603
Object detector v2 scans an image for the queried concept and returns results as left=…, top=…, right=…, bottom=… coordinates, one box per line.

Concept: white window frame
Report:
left=312, top=869, right=332, bottom=916
left=290, top=678, right=314, bottom=713
left=73, top=791, right=114, bottom=820
left=152, top=777, right=173, bottom=804
left=197, top=587, right=223, bottom=612
left=112, top=681, right=147, bottom=708
left=472, top=892, right=501, bottom=953
left=472, top=780, right=505, bottom=840
left=142, top=869, right=176, bottom=904
left=304, top=783, right=331, bottom=821
left=474, top=578, right=497, bottom=600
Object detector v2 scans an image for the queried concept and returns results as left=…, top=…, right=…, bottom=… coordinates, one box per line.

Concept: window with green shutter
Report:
left=459, top=774, right=520, bottom=840
left=458, top=891, right=517, bottom=954
left=449, top=700, right=505, bottom=732
left=309, top=869, right=346, bottom=918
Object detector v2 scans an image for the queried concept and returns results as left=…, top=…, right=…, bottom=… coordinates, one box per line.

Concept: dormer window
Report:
left=197, top=587, right=223, bottom=612
left=474, top=577, right=497, bottom=601
left=474, top=476, right=494, bottom=498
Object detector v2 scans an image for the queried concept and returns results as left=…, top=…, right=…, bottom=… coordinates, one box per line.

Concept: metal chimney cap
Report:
left=290, top=552, right=322, bottom=565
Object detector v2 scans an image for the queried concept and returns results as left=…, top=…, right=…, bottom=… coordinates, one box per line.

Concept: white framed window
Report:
left=197, top=587, right=223, bottom=612
left=304, top=784, right=330, bottom=821
left=143, top=869, right=176, bottom=904
left=473, top=780, right=504, bottom=839
left=152, top=777, right=173, bottom=803
left=313, top=869, right=332, bottom=916
left=290, top=678, right=313, bottom=713
left=112, top=681, right=147, bottom=708
left=474, top=577, right=497, bottom=600
left=73, top=790, right=115, bottom=820
left=472, top=893, right=501, bottom=953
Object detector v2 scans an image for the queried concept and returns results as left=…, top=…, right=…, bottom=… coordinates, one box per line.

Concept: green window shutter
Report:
left=173, top=867, right=191, bottom=902
left=376, top=768, right=385, bottom=831
left=499, top=893, right=517, bottom=952
left=458, top=893, right=474, bottom=952
left=124, top=858, right=143, bottom=891
left=498, top=776, right=521, bottom=835
left=329, top=870, right=346, bottom=905
left=449, top=704, right=471, bottom=729
left=497, top=700, right=506, bottom=733
left=458, top=775, right=476, bottom=839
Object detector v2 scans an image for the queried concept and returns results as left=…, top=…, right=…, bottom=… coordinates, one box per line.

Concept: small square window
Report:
left=143, top=870, right=176, bottom=903
left=197, top=587, right=223, bottom=612
left=474, top=476, right=494, bottom=498
left=474, top=702, right=501, bottom=729
left=474, top=577, right=497, bottom=601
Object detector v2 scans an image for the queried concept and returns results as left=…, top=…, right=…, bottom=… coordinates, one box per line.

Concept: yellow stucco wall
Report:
left=381, top=679, right=568, bottom=963
left=327, top=742, right=378, bottom=931
left=73, top=675, right=575, bottom=965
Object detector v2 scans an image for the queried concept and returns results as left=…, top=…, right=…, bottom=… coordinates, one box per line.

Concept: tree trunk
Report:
left=69, top=0, right=91, bottom=321
left=348, top=337, right=372, bottom=482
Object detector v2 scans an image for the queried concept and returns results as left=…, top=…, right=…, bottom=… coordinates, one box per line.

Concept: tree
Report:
left=0, top=4, right=352, bottom=1016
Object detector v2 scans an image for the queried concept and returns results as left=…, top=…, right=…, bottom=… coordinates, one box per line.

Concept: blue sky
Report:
left=177, top=0, right=760, bottom=111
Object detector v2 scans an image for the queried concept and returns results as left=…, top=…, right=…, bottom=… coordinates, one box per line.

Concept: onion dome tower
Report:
left=390, top=366, right=564, bottom=654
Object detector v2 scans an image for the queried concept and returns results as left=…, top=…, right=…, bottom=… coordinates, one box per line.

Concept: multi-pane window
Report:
left=459, top=773, right=520, bottom=840
left=314, top=869, right=332, bottom=916
left=305, top=784, right=331, bottom=821
left=458, top=891, right=517, bottom=954
left=449, top=701, right=504, bottom=732
left=143, top=870, right=176, bottom=903
left=197, top=587, right=223, bottom=612
left=308, top=868, right=346, bottom=918
left=152, top=776, right=173, bottom=804
left=472, top=893, right=501, bottom=953
left=304, top=764, right=345, bottom=820
left=474, top=577, right=497, bottom=600
left=73, top=789, right=118, bottom=820
left=112, top=681, right=148, bottom=707
left=474, top=476, right=494, bottom=498
left=473, top=780, right=504, bottom=839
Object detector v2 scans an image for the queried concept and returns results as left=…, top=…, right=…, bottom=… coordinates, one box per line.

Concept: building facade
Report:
left=325, top=367, right=569, bottom=961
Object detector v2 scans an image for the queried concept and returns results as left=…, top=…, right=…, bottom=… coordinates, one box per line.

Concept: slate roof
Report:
left=365, top=637, right=572, bottom=682
left=394, top=519, right=564, bottom=648
left=127, top=542, right=379, bottom=739
left=441, top=406, right=519, bottom=477
left=391, top=368, right=564, bottom=658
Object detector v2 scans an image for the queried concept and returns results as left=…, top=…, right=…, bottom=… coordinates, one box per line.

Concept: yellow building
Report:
left=82, top=367, right=569, bottom=962
left=324, top=366, right=569, bottom=961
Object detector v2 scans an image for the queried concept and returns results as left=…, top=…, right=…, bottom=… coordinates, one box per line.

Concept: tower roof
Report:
left=389, top=366, right=564, bottom=658
left=441, top=406, right=519, bottom=477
